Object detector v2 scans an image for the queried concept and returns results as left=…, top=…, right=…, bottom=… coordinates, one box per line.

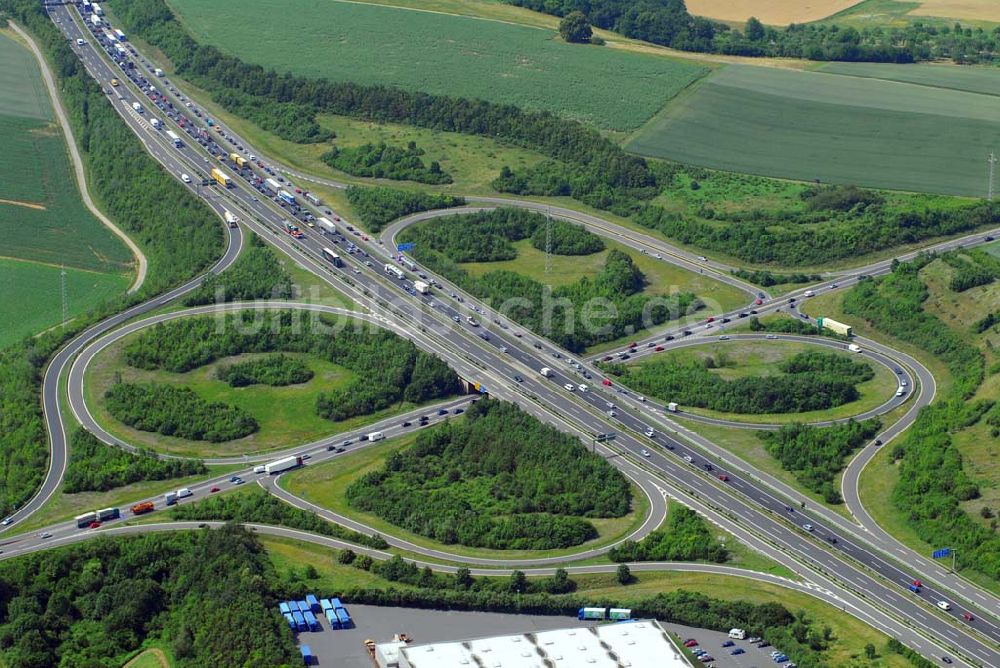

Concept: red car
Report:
left=755, top=298, right=763, bottom=305
left=683, top=639, right=698, bottom=648
left=88, top=521, right=101, bottom=529
left=963, top=612, right=975, bottom=622
left=655, top=346, right=664, bottom=352
left=706, top=316, right=715, bottom=323
left=912, top=579, right=923, bottom=588
left=602, top=355, right=613, bottom=362
left=602, top=379, right=613, bottom=387
left=627, top=342, right=637, bottom=348
left=210, top=487, right=220, bottom=493
left=294, top=187, right=303, bottom=194
left=718, top=474, right=729, bottom=482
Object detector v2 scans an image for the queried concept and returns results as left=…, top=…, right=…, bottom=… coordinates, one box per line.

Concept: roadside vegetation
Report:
left=216, top=353, right=313, bottom=387
left=182, top=233, right=292, bottom=306
left=322, top=142, right=452, bottom=185
left=608, top=506, right=727, bottom=563
left=64, top=429, right=206, bottom=493
left=346, top=186, right=464, bottom=232
left=346, top=399, right=631, bottom=550
left=401, top=209, right=701, bottom=352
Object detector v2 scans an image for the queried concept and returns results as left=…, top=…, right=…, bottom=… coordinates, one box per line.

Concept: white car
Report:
left=39, top=532, right=52, bottom=539
left=564, top=383, right=575, bottom=391
left=638, top=396, right=646, bottom=402
left=937, top=601, right=951, bottom=611
left=1, top=517, right=12, bottom=526
left=683, top=454, right=694, bottom=463
left=644, top=429, right=655, bottom=438
left=641, top=449, right=651, bottom=457
left=578, top=384, right=588, bottom=392
left=802, top=524, right=814, bottom=532
left=766, top=334, right=778, bottom=339
left=180, top=173, right=191, bottom=183
left=607, top=410, right=617, bottom=418
left=76, top=38, right=85, bottom=46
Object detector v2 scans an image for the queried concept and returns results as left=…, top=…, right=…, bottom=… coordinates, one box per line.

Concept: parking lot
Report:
left=670, top=622, right=796, bottom=668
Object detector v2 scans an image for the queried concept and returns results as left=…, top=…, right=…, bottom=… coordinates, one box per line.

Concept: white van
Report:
left=848, top=343, right=862, bottom=353
left=367, top=431, right=385, bottom=442
left=803, top=290, right=815, bottom=297
left=728, top=628, right=747, bottom=640
left=253, top=465, right=266, bottom=474
left=176, top=487, right=193, bottom=499
left=578, top=384, right=588, bottom=392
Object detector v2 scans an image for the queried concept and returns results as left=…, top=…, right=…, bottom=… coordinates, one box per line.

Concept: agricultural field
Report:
left=829, top=0, right=1000, bottom=26
left=168, top=0, right=708, bottom=131
left=685, top=0, right=864, bottom=25
left=626, top=63, right=1000, bottom=197
left=0, top=31, right=131, bottom=343
left=0, top=259, right=129, bottom=348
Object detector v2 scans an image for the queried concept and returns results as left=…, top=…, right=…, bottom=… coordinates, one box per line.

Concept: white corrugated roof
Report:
left=399, top=620, right=690, bottom=668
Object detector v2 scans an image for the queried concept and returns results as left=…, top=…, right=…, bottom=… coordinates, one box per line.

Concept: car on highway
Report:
left=683, top=454, right=694, bottom=463
left=76, top=37, right=85, bottom=45
left=963, top=612, right=975, bottom=621
left=88, top=521, right=101, bottom=529
left=401, top=421, right=412, bottom=427
left=39, top=532, right=52, bottom=539
left=180, top=173, right=191, bottom=183
left=802, top=524, right=814, bottom=532
left=655, top=345, right=664, bottom=351
left=210, top=487, right=220, bottom=493
left=766, top=334, right=778, bottom=339
left=937, top=600, right=951, bottom=611
left=718, top=474, right=729, bottom=482
left=564, top=383, right=575, bottom=391
left=1, top=517, right=12, bottom=526
left=513, top=375, right=524, bottom=383
left=453, top=408, right=464, bottom=414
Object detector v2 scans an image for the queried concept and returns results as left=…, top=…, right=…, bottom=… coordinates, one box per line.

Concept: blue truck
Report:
left=335, top=606, right=352, bottom=628
left=305, top=594, right=320, bottom=613
left=330, top=597, right=343, bottom=609
left=320, top=598, right=334, bottom=613
left=279, top=602, right=291, bottom=615
left=303, top=611, right=320, bottom=631
left=297, top=600, right=309, bottom=615
left=283, top=613, right=295, bottom=630
left=300, top=644, right=313, bottom=666
left=291, top=611, right=307, bottom=632
left=325, top=609, right=340, bottom=629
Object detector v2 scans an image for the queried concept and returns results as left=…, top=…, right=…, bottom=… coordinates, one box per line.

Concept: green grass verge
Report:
left=279, top=433, right=653, bottom=562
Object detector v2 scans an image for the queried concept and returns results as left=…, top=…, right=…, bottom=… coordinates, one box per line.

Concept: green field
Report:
left=626, top=63, right=1000, bottom=196
left=0, top=259, right=130, bottom=347
left=168, top=0, right=708, bottom=131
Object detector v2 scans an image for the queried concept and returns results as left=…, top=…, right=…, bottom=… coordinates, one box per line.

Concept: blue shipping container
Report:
left=303, top=611, right=320, bottom=631
left=305, top=594, right=320, bottom=612
left=325, top=609, right=340, bottom=629
left=300, top=644, right=313, bottom=666
left=284, top=613, right=295, bottom=630
left=279, top=602, right=291, bottom=615
left=335, top=607, right=351, bottom=627
left=297, top=601, right=309, bottom=615
left=292, top=611, right=306, bottom=632
left=320, top=598, right=334, bottom=612
left=330, top=598, right=343, bottom=609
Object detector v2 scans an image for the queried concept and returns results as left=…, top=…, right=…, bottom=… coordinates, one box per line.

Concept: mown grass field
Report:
left=0, top=258, right=130, bottom=348
left=626, top=63, right=1000, bottom=196
left=168, top=0, right=708, bottom=131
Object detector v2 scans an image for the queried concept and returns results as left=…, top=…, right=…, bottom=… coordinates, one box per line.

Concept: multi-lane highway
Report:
left=10, top=3, right=1000, bottom=665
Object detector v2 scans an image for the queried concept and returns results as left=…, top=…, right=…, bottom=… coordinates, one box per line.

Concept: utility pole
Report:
left=989, top=152, right=997, bottom=201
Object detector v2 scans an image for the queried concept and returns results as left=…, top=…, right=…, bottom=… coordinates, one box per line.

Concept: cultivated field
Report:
left=909, top=0, right=1000, bottom=22
left=626, top=64, right=1000, bottom=196
left=686, top=0, right=864, bottom=25
left=169, top=0, right=708, bottom=131
left=0, top=259, right=129, bottom=348
left=826, top=0, right=1000, bottom=26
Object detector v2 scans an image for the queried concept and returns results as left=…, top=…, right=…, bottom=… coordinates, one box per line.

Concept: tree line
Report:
left=169, top=487, right=389, bottom=549
left=732, top=268, right=821, bottom=287
left=602, top=350, right=870, bottom=414
left=105, top=382, right=260, bottom=442
left=183, top=233, right=293, bottom=306
left=940, top=249, right=1000, bottom=293
left=122, top=311, right=461, bottom=423
left=217, top=353, right=314, bottom=387
left=346, top=399, right=632, bottom=550
left=608, top=506, right=728, bottom=563
left=504, top=0, right=1000, bottom=64
left=0, top=526, right=298, bottom=668
left=842, top=259, right=1000, bottom=580
left=758, top=420, right=882, bottom=504
left=64, top=429, right=206, bottom=493
left=346, top=186, right=464, bottom=232
left=322, top=141, right=452, bottom=185
left=0, top=0, right=228, bottom=518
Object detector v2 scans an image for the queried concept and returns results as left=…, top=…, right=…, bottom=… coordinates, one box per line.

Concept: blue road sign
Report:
left=932, top=548, right=952, bottom=559
left=397, top=242, right=415, bottom=252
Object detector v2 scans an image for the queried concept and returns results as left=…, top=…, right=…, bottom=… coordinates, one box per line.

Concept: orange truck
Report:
left=131, top=501, right=155, bottom=515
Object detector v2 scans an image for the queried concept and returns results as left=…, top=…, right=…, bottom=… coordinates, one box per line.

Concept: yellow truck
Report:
left=229, top=153, right=247, bottom=169
left=210, top=167, right=232, bottom=188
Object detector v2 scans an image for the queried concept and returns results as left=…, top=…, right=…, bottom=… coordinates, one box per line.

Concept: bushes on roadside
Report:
left=64, top=429, right=206, bottom=492
left=104, top=383, right=259, bottom=442
left=346, top=186, right=464, bottom=232
left=217, top=354, right=313, bottom=387
left=609, top=506, right=727, bottom=563
left=183, top=233, right=292, bottom=306
left=322, top=142, right=452, bottom=185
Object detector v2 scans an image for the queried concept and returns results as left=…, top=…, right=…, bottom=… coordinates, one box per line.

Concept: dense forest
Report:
left=0, top=526, right=297, bottom=668
left=122, top=311, right=460, bottom=422
left=169, top=487, right=389, bottom=549
left=504, top=0, right=1000, bottom=64
left=105, top=382, right=260, bottom=442
left=217, top=353, right=313, bottom=387
left=601, top=350, right=871, bottom=414
left=0, top=0, right=227, bottom=518
left=183, top=233, right=292, bottom=306
left=608, top=506, right=728, bottom=563
left=322, top=142, right=452, bottom=184
left=401, top=211, right=698, bottom=352
left=346, top=399, right=632, bottom=550
left=346, top=186, right=465, bottom=232
left=64, top=429, right=206, bottom=493
left=842, top=259, right=1000, bottom=580
left=758, top=420, right=882, bottom=504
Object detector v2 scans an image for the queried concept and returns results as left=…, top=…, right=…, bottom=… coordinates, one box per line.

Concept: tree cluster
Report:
left=345, top=186, right=464, bottom=232
left=217, top=353, right=313, bottom=387
left=602, top=350, right=870, bottom=414
left=345, top=399, right=632, bottom=550
left=0, top=0, right=230, bottom=517
left=731, top=268, right=821, bottom=287
left=321, top=141, right=452, bottom=185
left=842, top=260, right=1000, bottom=581
left=169, top=487, right=388, bottom=549
left=183, top=233, right=292, bottom=306
left=758, top=420, right=881, bottom=504
left=749, top=317, right=822, bottom=336
left=64, top=428, right=206, bottom=493
left=0, top=526, right=297, bottom=668
left=121, top=311, right=461, bottom=423
left=105, top=382, right=260, bottom=442
left=940, top=250, right=1000, bottom=293
left=608, top=506, right=728, bottom=563
left=503, top=0, right=1000, bottom=64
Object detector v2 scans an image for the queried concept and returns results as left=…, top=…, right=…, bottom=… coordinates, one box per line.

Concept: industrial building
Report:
left=376, top=620, right=691, bottom=668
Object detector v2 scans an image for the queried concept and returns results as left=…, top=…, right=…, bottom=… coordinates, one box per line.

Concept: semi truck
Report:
left=229, top=153, right=247, bottom=169
left=322, top=247, right=342, bottom=267
left=291, top=611, right=306, bottom=632
left=210, top=167, right=232, bottom=188
left=97, top=507, right=120, bottom=522
left=413, top=281, right=430, bottom=294
left=265, top=177, right=281, bottom=192
left=578, top=607, right=606, bottom=620
left=284, top=221, right=304, bottom=239
left=166, top=130, right=181, bottom=147
left=325, top=609, right=340, bottom=629
left=300, top=645, right=313, bottom=665
left=224, top=210, right=239, bottom=229
left=817, top=316, right=852, bottom=337
left=113, top=28, right=126, bottom=41
left=305, top=193, right=321, bottom=206
left=76, top=511, right=98, bottom=528
left=305, top=594, right=320, bottom=612
left=90, top=13, right=101, bottom=27
left=367, top=431, right=385, bottom=442
left=278, top=189, right=296, bottom=206
left=264, top=455, right=304, bottom=474
left=164, top=491, right=178, bottom=506
left=400, top=257, right=417, bottom=272
left=131, top=501, right=155, bottom=515
left=316, top=217, right=336, bottom=234
left=384, top=264, right=405, bottom=280
left=92, top=2, right=103, bottom=15
left=577, top=607, right=632, bottom=621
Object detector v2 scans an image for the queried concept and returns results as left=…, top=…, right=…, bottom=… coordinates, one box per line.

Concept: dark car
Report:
left=402, top=421, right=412, bottom=427
left=438, top=408, right=449, bottom=415
left=453, top=408, right=464, bottom=414
left=513, top=375, right=524, bottom=383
